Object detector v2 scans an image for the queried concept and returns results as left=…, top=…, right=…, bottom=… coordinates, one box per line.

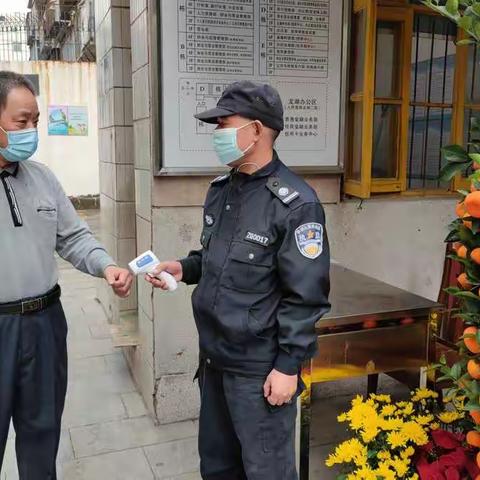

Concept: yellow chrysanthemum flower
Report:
left=415, top=414, right=434, bottom=426
left=370, top=394, right=392, bottom=403
left=381, top=404, right=397, bottom=417
left=337, top=413, right=348, bottom=422
left=430, top=422, right=440, bottom=430
left=325, top=438, right=368, bottom=467
left=401, top=402, right=415, bottom=417
left=387, top=431, right=406, bottom=449
left=437, top=411, right=464, bottom=424
left=378, top=450, right=392, bottom=460
left=375, top=462, right=396, bottom=480
left=379, top=417, right=404, bottom=431
left=411, top=388, right=438, bottom=402
left=400, top=421, right=429, bottom=446
left=390, top=457, right=410, bottom=476
left=400, top=446, right=415, bottom=459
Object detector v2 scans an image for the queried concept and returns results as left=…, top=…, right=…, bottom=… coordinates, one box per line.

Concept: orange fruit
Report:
left=456, top=202, right=467, bottom=217
left=453, top=242, right=462, bottom=252
left=467, top=430, right=480, bottom=447
left=464, top=326, right=480, bottom=354
left=458, top=273, right=473, bottom=290
left=362, top=319, right=377, bottom=329
left=472, top=411, right=480, bottom=425
left=457, top=245, right=468, bottom=258
left=468, top=359, right=480, bottom=380
left=465, top=191, right=480, bottom=217
left=472, top=248, right=480, bottom=265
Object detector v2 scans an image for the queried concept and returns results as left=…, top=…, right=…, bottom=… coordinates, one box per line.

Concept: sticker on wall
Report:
left=48, top=105, right=88, bottom=136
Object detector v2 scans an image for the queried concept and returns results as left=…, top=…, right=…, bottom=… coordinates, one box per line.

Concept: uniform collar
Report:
left=0, top=162, right=19, bottom=178
left=231, top=150, right=280, bottom=182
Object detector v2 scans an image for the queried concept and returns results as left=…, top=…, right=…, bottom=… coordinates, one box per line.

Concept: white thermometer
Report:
left=128, top=250, right=178, bottom=292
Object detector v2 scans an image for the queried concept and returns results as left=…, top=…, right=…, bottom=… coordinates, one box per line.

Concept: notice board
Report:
left=158, top=0, right=345, bottom=173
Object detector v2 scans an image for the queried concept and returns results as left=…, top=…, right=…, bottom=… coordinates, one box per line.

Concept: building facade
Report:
left=27, top=0, right=95, bottom=61
left=94, top=0, right=478, bottom=423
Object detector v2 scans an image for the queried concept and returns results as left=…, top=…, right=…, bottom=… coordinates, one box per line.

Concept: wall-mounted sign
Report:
left=48, top=105, right=88, bottom=136
left=158, top=0, right=345, bottom=173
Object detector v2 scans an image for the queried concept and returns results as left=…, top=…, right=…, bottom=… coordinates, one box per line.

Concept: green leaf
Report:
left=442, top=144, right=470, bottom=161
left=470, top=153, right=480, bottom=165
left=439, top=161, right=469, bottom=181
left=447, top=254, right=470, bottom=266
left=446, top=0, right=460, bottom=13
left=458, top=15, right=475, bottom=32
left=451, top=362, right=463, bottom=379
left=458, top=189, right=471, bottom=197
left=472, top=4, right=480, bottom=16
left=464, top=400, right=480, bottom=411
left=459, top=224, right=476, bottom=244
left=437, top=375, right=453, bottom=382
left=446, top=0, right=459, bottom=15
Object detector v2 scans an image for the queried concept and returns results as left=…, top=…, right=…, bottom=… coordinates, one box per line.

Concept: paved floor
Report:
left=1, top=211, right=201, bottom=480
left=1, top=210, right=411, bottom=479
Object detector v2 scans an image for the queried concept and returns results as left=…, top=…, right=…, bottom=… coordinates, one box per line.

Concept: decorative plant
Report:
left=325, top=389, right=479, bottom=479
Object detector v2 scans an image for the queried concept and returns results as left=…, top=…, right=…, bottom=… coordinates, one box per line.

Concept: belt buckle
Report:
left=21, top=298, right=43, bottom=314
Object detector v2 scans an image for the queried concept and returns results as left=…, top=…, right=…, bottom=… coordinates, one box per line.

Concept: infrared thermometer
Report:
left=128, top=250, right=178, bottom=292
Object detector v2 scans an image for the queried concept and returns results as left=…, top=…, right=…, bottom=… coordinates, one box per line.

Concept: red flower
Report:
left=431, top=429, right=464, bottom=450
left=444, top=466, right=461, bottom=480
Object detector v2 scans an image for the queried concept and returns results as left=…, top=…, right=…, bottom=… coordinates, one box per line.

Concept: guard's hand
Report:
left=104, top=266, right=133, bottom=298
left=263, top=369, right=298, bottom=407
left=145, top=261, right=183, bottom=290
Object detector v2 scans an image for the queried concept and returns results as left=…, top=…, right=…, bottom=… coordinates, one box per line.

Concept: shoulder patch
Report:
left=266, top=177, right=300, bottom=205
left=211, top=174, right=230, bottom=185
left=295, top=223, right=323, bottom=259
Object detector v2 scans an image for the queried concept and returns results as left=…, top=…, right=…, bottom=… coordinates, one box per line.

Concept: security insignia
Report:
left=295, top=223, right=323, bottom=259
left=266, top=177, right=299, bottom=205
left=205, top=214, right=215, bottom=226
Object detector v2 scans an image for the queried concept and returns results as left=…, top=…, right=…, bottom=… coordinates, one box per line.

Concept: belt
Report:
left=0, top=285, right=61, bottom=315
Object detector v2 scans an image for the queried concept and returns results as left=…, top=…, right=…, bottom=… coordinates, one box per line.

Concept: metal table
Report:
left=298, top=264, right=442, bottom=479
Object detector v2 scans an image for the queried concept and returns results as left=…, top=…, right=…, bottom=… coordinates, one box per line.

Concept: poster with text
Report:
left=48, top=106, right=89, bottom=136
left=159, top=0, right=344, bottom=172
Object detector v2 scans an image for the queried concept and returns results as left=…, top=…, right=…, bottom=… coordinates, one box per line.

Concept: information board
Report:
left=159, top=0, right=344, bottom=172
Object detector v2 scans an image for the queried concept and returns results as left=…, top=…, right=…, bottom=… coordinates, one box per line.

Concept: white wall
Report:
left=0, top=61, right=99, bottom=197
left=325, top=197, right=457, bottom=301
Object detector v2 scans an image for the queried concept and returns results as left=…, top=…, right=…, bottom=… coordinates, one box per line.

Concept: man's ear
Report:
left=254, top=120, right=264, bottom=138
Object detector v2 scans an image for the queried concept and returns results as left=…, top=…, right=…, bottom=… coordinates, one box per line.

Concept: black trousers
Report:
left=0, top=301, right=68, bottom=480
left=197, top=364, right=299, bottom=480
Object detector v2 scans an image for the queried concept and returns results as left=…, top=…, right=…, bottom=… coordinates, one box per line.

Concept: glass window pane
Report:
left=372, top=105, right=400, bottom=178
left=408, top=106, right=452, bottom=189
left=348, top=102, right=363, bottom=181
left=375, top=21, right=401, bottom=98
left=466, top=45, right=480, bottom=105
left=411, top=15, right=456, bottom=104
left=351, top=10, right=366, bottom=94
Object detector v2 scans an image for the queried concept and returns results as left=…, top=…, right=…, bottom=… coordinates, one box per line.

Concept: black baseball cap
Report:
left=195, top=81, right=284, bottom=132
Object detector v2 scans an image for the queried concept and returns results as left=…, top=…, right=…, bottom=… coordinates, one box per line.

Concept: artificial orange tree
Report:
left=422, top=0, right=480, bottom=473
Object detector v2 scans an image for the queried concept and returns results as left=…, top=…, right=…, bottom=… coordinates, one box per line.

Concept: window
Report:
left=345, top=1, right=471, bottom=198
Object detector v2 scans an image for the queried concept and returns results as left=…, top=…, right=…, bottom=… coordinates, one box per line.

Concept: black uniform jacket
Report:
left=180, top=152, right=331, bottom=377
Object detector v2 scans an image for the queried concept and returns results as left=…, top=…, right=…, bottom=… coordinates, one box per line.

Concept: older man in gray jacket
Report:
left=0, top=71, right=133, bottom=480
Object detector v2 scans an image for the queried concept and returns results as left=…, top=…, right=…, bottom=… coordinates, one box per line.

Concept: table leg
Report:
left=299, top=363, right=312, bottom=480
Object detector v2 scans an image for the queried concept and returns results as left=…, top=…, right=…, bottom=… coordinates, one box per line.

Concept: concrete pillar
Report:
left=95, top=0, right=137, bottom=321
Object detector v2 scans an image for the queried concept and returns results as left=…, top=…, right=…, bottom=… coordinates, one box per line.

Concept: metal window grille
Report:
left=0, top=1, right=95, bottom=63
left=407, top=14, right=457, bottom=190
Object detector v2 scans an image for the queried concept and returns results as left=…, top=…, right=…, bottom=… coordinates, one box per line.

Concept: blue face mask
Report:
left=0, top=127, right=39, bottom=163
left=213, top=121, right=256, bottom=166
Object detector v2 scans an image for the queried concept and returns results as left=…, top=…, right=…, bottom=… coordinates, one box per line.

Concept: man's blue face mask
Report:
left=0, top=126, right=39, bottom=163
left=212, top=121, right=256, bottom=166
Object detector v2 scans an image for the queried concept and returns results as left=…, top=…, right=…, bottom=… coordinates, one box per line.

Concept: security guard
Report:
left=0, top=71, right=133, bottom=479
left=147, top=81, right=330, bottom=480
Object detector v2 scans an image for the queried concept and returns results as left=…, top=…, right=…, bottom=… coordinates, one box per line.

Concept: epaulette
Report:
left=210, top=173, right=230, bottom=185
left=266, top=177, right=300, bottom=205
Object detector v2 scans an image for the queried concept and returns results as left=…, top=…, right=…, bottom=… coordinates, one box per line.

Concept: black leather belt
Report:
left=0, top=285, right=61, bottom=315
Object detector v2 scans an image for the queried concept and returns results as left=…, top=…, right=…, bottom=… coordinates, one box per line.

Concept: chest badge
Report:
left=205, top=214, right=215, bottom=226
left=295, top=223, right=323, bottom=259
left=245, top=231, right=270, bottom=247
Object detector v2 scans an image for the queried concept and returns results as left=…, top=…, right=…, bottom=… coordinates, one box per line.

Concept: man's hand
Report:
left=263, top=369, right=298, bottom=407
left=145, top=261, right=183, bottom=290
left=104, top=266, right=133, bottom=298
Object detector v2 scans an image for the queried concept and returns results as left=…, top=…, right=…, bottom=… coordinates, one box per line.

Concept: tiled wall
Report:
left=95, top=0, right=137, bottom=321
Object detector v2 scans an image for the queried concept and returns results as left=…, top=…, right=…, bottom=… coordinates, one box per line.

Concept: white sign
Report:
left=160, top=0, right=344, bottom=172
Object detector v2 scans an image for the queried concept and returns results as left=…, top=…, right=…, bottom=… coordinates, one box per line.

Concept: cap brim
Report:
left=194, top=107, right=236, bottom=124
